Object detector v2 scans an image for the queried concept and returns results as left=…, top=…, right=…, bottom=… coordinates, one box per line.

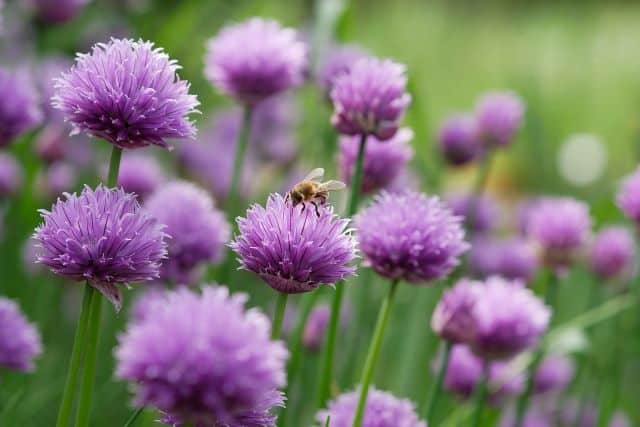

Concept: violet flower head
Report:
left=250, top=95, right=298, bottom=165
left=116, top=285, right=288, bottom=427
left=0, top=67, right=43, bottom=147
left=53, top=38, right=199, bottom=149
left=0, top=297, right=42, bottom=372
left=0, top=152, right=24, bottom=197
left=533, top=354, right=574, bottom=395
left=469, top=237, right=538, bottom=282
left=32, top=0, right=90, bottom=24
left=442, top=345, right=523, bottom=403
left=438, top=113, right=481, bottom=166
left=618, top=166, right=640, bottom=224
left=471, top=277, right=551, bottom=360
left=356, top=191, right=469, bottom=283
left=474, top=91, right=525, bottom=147
left=526, top=197, right=591, bottom=268
left=204, top=18, right=307, bottom=105
left=317, top=44, right=368, bottom=96
left=316, top=387, right=425, bottom=427
left=38, top=57, right=73, bottom=122
left=145, top=181, right=230, bottom=285
left=339, top=128, right=414, bottom=194
left=499, top=405, right=553, bottom=427
left=33, top=185, right=168, bottom=310
left=589, top=226, right=635, bottom=280
left=331, top=57, right=411, bottom=141
left=446, top=193, right=499, bottom=234
left=117, top=153, right=166, bottom=201
left=431, top=278, right=482, bottom=343
left=230, top=193, right=357, bottom=293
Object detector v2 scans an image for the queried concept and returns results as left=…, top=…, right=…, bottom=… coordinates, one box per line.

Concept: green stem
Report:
left=350, top=280, right=400, bottom=427
left=278, top=292, right=320, bottom=427
left=226, top=106, right=253, bottom=216
left=470, top=361, right=490, bottom=427
left=107, top=146, right=123, bottom=188
left=124, top=407, right=144, bottom=427
left=74, top=288, right=103, bottom=427
left=55, top=285, right=94, bottom=427
left=316, top=133, right=368, bottom=409
left=271, top=293, right=289, bottom=340
left=514, top=272, right=557, bottom=427
left=422, top=340, right=453, bottom=424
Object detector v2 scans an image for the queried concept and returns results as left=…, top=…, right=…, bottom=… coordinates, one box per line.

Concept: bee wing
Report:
left=318, top=180, right=346, bottom=192
left=304, top=168, right=325, bottom=182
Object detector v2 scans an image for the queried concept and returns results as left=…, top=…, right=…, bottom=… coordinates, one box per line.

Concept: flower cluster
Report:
left=317, top=387, right=425, bottom=427
left=231, top=193, right=358, bottom=293
left=33, top=185, right=168, bottom=310
left=116, top=285, right=288, bottom=426
left=589, top=226, right=635, bottom=281
left=474, top=91, right=525, bottom=147
left=145, top=181, right=230, bottom=285
left=331, top=58, right=411, bottom=140
left=204, top=18, right=307, bottom=105
left=53, top=38, right=199, bottom=149
left=0, top=298, right=42, bottom=373
left=356, top=191, right=468, bottom=283
left=0, top=67, right=43, bottom=147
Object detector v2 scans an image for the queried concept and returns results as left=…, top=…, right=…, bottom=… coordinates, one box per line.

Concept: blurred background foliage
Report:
left=2, top=0, right=640, bottom=426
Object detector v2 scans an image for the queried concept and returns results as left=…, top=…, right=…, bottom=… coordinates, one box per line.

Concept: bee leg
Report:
left=312, top=201, right=320, bottom=217
left=300, top=203, right=306, bottom=214
left=284, top=193, right=290, bottom=203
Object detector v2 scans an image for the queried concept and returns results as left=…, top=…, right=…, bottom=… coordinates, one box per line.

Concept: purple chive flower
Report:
left=0, top=67, right=43, bottom=147
left=117, top=153, right=166, bottom=201
left=0, top=152, right=24, bottom=197
left=35, top=162, right=76, bottom=199
left=230, top=193, right=357, bottom=293
left=516, top=198, right=543, bottom=236
left=471, top=277, right=551, bottom=360
left=129, top=287, right=167, bottom=324
left=33, top=185, right=168, bottom=310
left=442, top=345, right=523, bottom=404
left=303, top=303, right=350, bottom=351
left=0, top=297, right=42, bottom=372
left=177, top=111, right=256, bottom=203
left=533, top=354, right=574, bottom=395
left=431, top=278, right=482, bottom=343
left=317, top=44, right=368, bottom=96
left=204, top=18, right=307, bottom=105
left=474, top=91, right=525, bottom=147
left=446, top=193, right=499, bottom=234
left=145, top=181, right=230, bottom=286
left=115, top=285, right=288, bottom=427
left=250, top=95, right=298, bottom=164
left=53, top=38, right=199, bottom=149
left=31, top=0, right=89, bottom=24
left=558, top=399, right=598, bottom=427
left=499, top=405, right=552, bottom=427
left=331, top=57, right=411, bottom=141
left=38, top=57, right=73, bottom=122
left=338, top=128, right=414, bottom=194
left=356, top=191, right=469, bottom=283
left=589, top=226, right=635, bottom=280
left=526, top=197, right=591, bottom=268
left=316, top=387, right=425, bottom=427
left=438, top=113, right=481, bottom=166
left=469, top=237, right=538, bottom=282
left=34, top=125, right=70, bottom=164
left=618, top=166, right=640, bottom=224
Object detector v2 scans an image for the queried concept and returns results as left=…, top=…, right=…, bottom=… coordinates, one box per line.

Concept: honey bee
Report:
left=286, top=168, right=346, bottom=216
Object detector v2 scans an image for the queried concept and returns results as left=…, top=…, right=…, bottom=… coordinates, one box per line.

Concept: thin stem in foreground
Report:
left=316, top=133, right=368, bottom=409
left=226, top=105, right=253, bottom=217
left=271, top=292, right=289, bottom=340
left=74, top=288, right=103, bottom=427
left=123, top=407, right=144, bottom=427
left=278, top=291, right=321, bottom=427
left=107, top=146, right=123, bottom=188
left=55, top=285, right=94, bottom=427
left=422, top=340, right=453, bottom=424
left=470, top=361, right=490, bottom=427
left=350, top=279, right=400, bottom=427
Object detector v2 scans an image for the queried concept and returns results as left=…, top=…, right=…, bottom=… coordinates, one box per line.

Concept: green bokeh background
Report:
left=1, top=0, right=640, bottom=425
